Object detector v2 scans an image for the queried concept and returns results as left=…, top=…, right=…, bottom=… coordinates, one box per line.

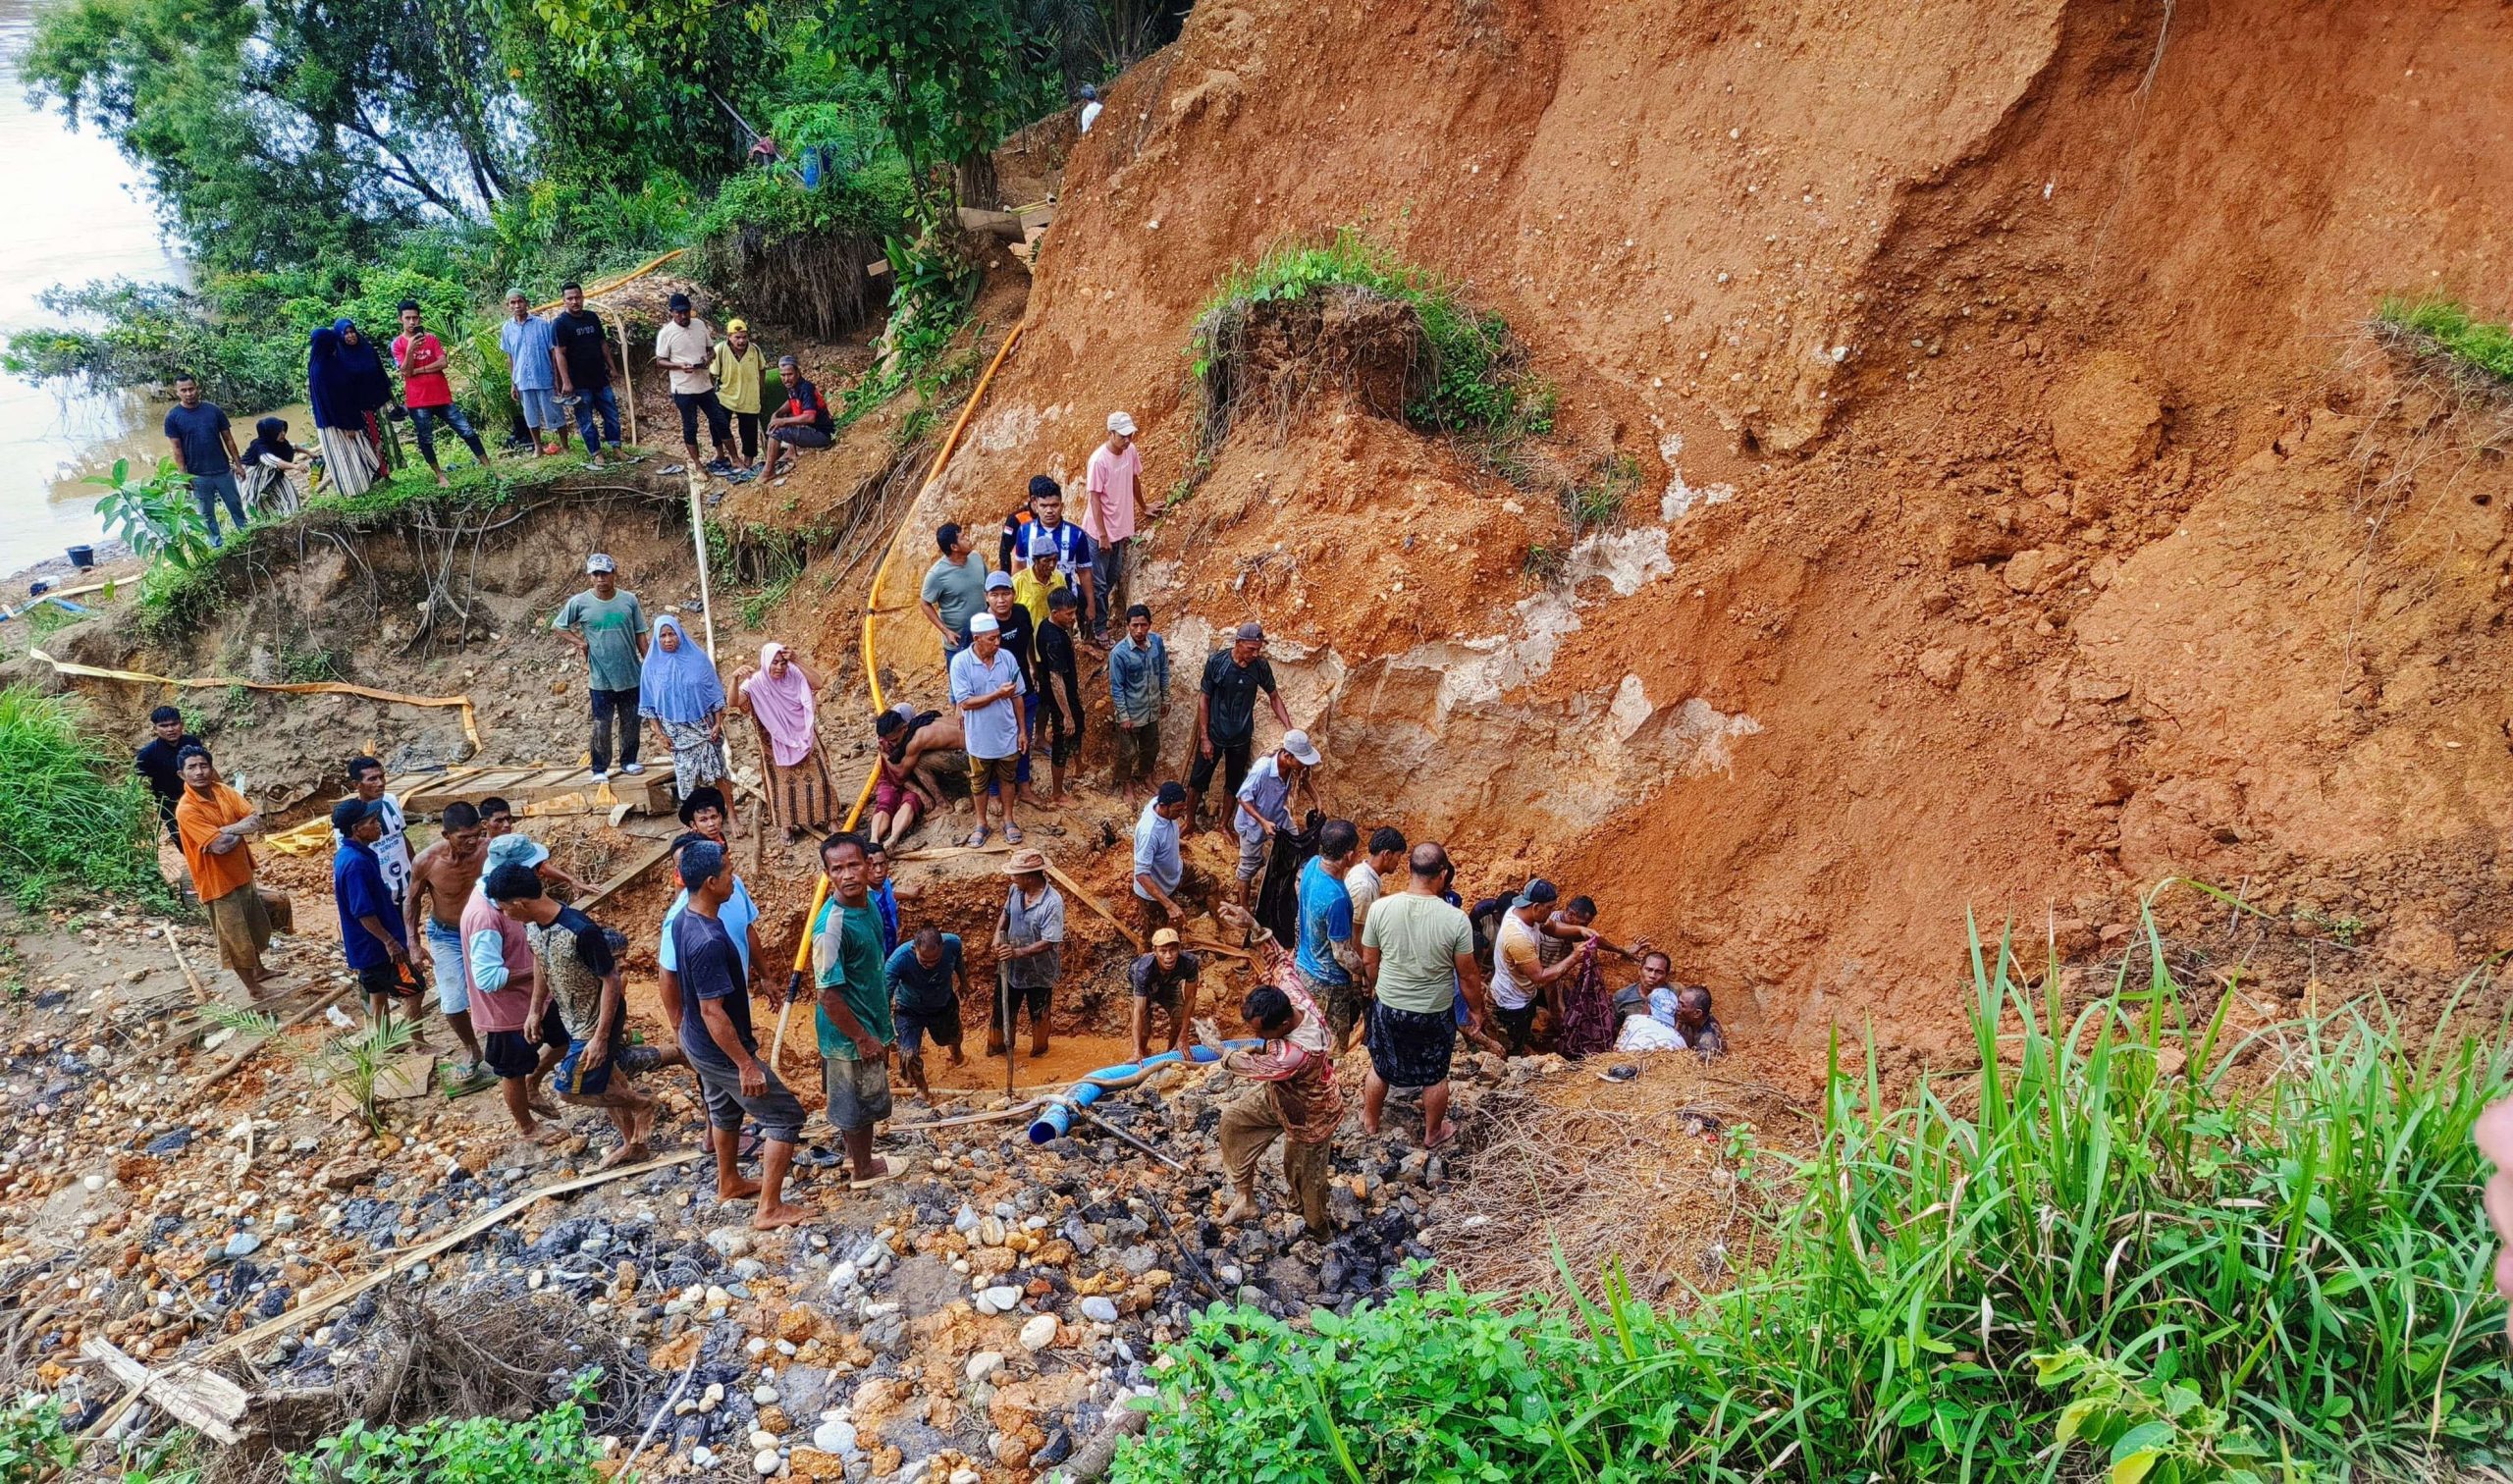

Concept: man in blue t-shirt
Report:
left=331, top=798, right=419, bottom=1033
left=162, top=373, right=247, bottom=545
left=1295, top=819, right=1361, bottom=1022
left=885, top=927, right=968, bottom=1099
left=665, top=840, right=813, bottom=1231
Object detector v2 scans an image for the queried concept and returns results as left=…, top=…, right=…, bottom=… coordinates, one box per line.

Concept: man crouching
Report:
left=1214, top=904, right=1343, bottom=1240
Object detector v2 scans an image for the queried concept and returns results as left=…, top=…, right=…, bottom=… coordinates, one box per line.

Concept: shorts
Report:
left=423, top=920, right=468, bottom=1014
left=554, top=1034, right=668, bottom=1098
left=1187, top=735, right=1253, bottom=794
left=770, top=425, right=831, bottom=449
left=968, top=754, right=1020, bottom=792
left=872, top=778, right=913, bottom=816
left=483, top=1002, right=569, bottom=1079
left=690, top=1053, right=807, bottom=1144
left=895, top=1000, right=962, bottom=1057
left=357, top=959, right=421, bottom=1000
left=1492, top=1001, right=1541, bottom=1056
left=516, top=387, right=563, bottom=431
left=991, top=978, right=1051, bottom=1031
left=1365, top=1002, right=1459, bottom=1089
left=1236, top=828, right=1269, bottom=881
left=823, top=1054, right=893, bottom=1133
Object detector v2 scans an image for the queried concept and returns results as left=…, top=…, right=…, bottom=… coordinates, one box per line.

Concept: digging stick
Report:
left=1071, top=1103, right=1184, bottom=1172
left=160, top=926, right=210, bottom=1003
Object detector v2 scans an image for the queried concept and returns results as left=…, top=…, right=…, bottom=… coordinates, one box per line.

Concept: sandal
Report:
left=735, top=1124, right=764, bottom=1161
left=1002, top=822, right=1025, bottom=844
left=965, top=827, right=989, bottom=848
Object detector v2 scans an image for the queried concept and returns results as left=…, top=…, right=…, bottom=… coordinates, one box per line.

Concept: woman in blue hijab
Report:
left=307, top=327, right=382, bottom=498
left=638, top=614, right=731, bottom=813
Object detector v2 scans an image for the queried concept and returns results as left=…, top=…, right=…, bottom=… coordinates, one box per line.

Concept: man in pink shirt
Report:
left=1082, top=410, right=1151, bottom=644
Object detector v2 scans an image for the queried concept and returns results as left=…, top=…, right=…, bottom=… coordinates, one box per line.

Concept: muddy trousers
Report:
left=1217, top=1086, right=1331, bottom=1235
left=589, top=686, right=642, bottom=773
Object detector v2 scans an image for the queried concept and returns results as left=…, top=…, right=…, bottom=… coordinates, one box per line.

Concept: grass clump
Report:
left=1115, top=896, right=2513, bottom=1482
left=2375, top=296, right=2513, bottom=383
left=284, top=1375, right=603, bottom=1482
left=0, top=686, right=170, bottom=911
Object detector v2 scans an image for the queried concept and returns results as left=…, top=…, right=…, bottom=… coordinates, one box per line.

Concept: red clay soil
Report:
left=832, top=0, right=2513, bottom=1069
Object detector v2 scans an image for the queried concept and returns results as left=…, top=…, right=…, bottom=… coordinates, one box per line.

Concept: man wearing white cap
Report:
left=553, top=553, right=650, bottom=781
left=1083, top=411, right=1150, bottom=643
left=948, top=611, right=1029, bottom=848
left=1233, top=728, right=1322, bottom=909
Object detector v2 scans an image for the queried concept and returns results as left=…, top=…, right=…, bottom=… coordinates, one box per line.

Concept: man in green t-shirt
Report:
left=1359, top=841, right=1487, bottom=1151
left=919, top=522, right=990, bottom=667
left=553, top=553, right=651, bottom=781
left=811, top=832, right=894, bottom=1185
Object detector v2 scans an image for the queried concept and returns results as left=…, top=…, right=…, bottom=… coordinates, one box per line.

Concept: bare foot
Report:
left=1361, top=1109, right=1382, bottom=1137
left=529, top=1098, right=563, bottom=1120
left=527, top=1124, right=569, bottom=1146
left=753, top=1199, right=817, bottom=1231
left=717, top=1175, right=764, bottom=1201
left=626, top=1103, right=657, bottom=1148
left=1424, top=1118, right=1459, bottom=1151
left=944, top=1048, right=967, bottom=1068
left=595, top=1142, right=642, bottom=1170
left=1217, top=1193, right=1256, bottom=1224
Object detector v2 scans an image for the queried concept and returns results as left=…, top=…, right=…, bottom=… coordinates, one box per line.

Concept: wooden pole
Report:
left=687, top=475, right=718, bottom=661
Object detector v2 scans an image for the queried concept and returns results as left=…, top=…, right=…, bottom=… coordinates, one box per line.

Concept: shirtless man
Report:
left=403, top=801, right=491, bottom=1086
left=890, top=708, right=967, bottom=821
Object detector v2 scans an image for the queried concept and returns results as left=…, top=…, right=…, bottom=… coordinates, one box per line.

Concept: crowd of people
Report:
left=139, top=401, right=1729, bottom=1241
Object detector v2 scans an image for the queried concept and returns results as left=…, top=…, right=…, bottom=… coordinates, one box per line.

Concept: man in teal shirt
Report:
left=553, top=553, right=650, bottom=781
left=811, top=832, right=894, bottom=1185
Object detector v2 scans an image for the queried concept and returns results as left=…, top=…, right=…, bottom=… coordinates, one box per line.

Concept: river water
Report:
left=0, top=0, right=188, bottom=578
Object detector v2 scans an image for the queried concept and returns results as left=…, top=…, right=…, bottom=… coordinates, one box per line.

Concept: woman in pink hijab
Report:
left=730, top=642, right=838, bottom=837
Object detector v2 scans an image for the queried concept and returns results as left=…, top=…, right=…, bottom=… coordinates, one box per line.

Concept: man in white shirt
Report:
left=338, top=756, right=411, bottom=905
left=653, top=292, right=739, bottom=475
left=1082, top=410, right=1150, bottom=642
left=1078, top=84, right=1102, bottom=134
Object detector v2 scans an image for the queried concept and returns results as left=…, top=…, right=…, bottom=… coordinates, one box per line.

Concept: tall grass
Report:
left=0, top=685, right=169, bottom=911
left=1115, top=901, right=2513, bottom=1482
left=2376, top=296, right=2513, bottom=383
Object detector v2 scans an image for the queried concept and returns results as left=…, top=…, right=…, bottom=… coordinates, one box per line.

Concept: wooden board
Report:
left=394, top=764, right=673, bottom=818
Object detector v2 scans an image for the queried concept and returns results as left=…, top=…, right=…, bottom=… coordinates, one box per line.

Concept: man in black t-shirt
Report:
left=1189, top=622, right=1295, bottom=833
left=667, top=841, right=814, bottom=1230
left=550, top=281, right=622, bottom=467
left=134, top=705, right=202, bottom=842
left=1035, top=589, right=1087, bottom=805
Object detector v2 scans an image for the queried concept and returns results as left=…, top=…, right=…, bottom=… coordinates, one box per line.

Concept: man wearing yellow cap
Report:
left=1127, top=926, right=1202, bottom=1061
left=710, top=319, right=769, bottom=474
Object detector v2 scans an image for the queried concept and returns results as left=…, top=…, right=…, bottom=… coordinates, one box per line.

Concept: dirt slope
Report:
left=865, top=0, right=2513, bottom=1060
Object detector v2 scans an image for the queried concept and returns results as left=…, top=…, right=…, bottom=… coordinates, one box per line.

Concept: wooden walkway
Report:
left=396, top=763, right=675, bottom=817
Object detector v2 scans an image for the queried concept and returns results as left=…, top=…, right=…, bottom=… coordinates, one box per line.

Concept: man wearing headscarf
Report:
left=731, top=642, right=838, bottom=837
left=639, top=613, right=729, bottom=808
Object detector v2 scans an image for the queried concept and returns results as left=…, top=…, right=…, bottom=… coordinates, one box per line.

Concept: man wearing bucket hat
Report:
left=1232, top=728, right=1322, bottom=909
left=554, top=553, right=650, bottom=782
left=1189, top=621, right=1295, bottom=833
left=989, top=848, right=1064, bottom=1058
left=1082, top=410, right=1150, bottom=642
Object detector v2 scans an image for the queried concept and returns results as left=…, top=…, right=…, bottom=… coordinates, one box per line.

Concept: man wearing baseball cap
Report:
left=1127, top=926, right=1202, bottom=1062
left=554, top=553, right=650, bottom=782
left=1489, top=877, right=1591, bottom=1056
left=1083, top=411, right=1150, bottom=642
left=1232, top=727, right=1323, bottom=909
left=1190, top=621, right=1294, bottom=833
left=332, top=797, right=419, bottom=1032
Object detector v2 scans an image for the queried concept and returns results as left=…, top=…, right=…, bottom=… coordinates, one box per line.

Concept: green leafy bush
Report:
left=0, top=687, right=170, bottom=911
left=284, top=1380, right=603, bottom=1483
left=2377, top=295, right=2513, bottom=382
left=0, top=1398, right=76, bottom=1482
left=1117, top=899, right=2513, bottom=1482
left=92, top=456, right=217, bottom=570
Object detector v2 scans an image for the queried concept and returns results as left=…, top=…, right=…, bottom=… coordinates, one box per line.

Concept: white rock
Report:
left=746, top=1338, right=770, bottom=1357
left=814, top=1417, right=858, bottom=1453
left=748, top=1428, right=777, bottom=1451
left=752, top=1385, right=778, bottom=1405
left=754, top=1448, right=780, bottom=1476
left=952, top=1205, right=981, bottom=1235
left=977, top=1285, right=1020, bottom=1315
left=975, top=1215, right=1006, bottom=1247
left=1018, top=1314, right=1057, bottom=1352
left=691, top=1446, right=717, bottom=1467
left=952, top=1468, right=982, bottom=1484
left=1079, top=1297, right=1119, bottom=1324
left=963, top=1352, right=1003, bottom=1385
left=827, top=1261, right=859, bottom=1292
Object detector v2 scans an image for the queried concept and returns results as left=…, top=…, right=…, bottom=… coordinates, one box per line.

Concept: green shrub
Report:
left=1116, top=897, right=2513, bottom=1482
left=0, top=687, right=171, bottom=911
left=284, top=1379, right=603, bottom=1483
left=2376, top=296, right=2513, bottom=383
left=0, top=1399, right=76, bottom=1483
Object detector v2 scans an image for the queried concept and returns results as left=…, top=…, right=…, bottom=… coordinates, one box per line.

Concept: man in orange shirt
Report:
left=172, top=746, right=292, bottom=994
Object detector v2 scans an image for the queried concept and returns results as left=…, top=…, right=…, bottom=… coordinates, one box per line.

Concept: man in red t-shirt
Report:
left=393, top=299, right=489, bottom=486
left=761, top=353, right=835, bottom=480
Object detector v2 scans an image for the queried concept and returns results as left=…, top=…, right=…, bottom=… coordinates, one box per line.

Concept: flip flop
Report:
left=966, top=827, right=990, bottom=848
left=801, top=1143, right=843, bottom=1169
left=848, top=1161, right=901, bottom=1191
left=736, top=1125, right=764, bottom=1161
left=1002, top=823, right=1025, bottom=844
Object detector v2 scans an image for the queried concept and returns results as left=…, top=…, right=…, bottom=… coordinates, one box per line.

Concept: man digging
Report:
left=1211, top=904, right=1341, bottom=1240
left=886, top=927, right=969, bottom=1102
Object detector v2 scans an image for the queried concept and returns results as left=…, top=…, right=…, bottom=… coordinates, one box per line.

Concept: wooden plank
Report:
left=80, top=1339, right=247, bottom=1445
left=575, top=838, right=676, bottom=914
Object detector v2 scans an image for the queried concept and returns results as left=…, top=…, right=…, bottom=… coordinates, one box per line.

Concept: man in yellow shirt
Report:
left=709, top=319, right=768, bottom=473
left=1011, top=531, right=1073, bottom=631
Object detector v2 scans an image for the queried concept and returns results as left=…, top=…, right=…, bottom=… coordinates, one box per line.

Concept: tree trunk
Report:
left=955, top=150, right=1001, bottom=211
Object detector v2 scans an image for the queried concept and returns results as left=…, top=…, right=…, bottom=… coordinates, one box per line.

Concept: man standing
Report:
left=711, top=319, right=768, bottom=471
left=499, top=291, right=565, bottom=455
left=1232, top=730, right=1321, bottom=909
left=550, top=282, right=622, bottom=467
left=332, top=798, right=419, bottom=1031
left=161, top=373, right=246, bottom=546
left=657, top=787, right=768, bottom=995
left=810, top=833, right=894, bottom=1185
left=1131, top=781, right=1191, bottom=939
left=668, top=840, right=814, bottom=1230
left=403, top=801, right=491, bottom=1087
left=1107, top=604, right=1168, bottom=802
left=763, top=353, right=834, bottom=480
left=1189, top=623, right=1294, bottom=833
left=1012, top=536, right=1074, bottom=632
left=1322, top=826, right=1401, bottom=1053
left=554, top=554, right=650, bottom=781
left=341, top=758, right=413, bottom=907
left=489, top=864, right=675, bottom=1167
left=1489, top=879, right=1592, bottom=1057
left=1082, top=411, right=1150, bottom=642
left=919, top=523, right=990, bottom=667
left=135, top=706, right=201, bottom=843
left=465, top=832, right=570, bottom=1143
left=990, top=848, right=1064, bottom=1058
left=1003, top=477, right=1096, bottom=626
left=886, top=927, right=968, bottom=1101
left=1359, top=842, right=1486, bottom=1149
left=653, top=292, right=738, bottom=475
left=393, top=299, right=490, bottom=486
left=173, top=746, right=287, bottom=994
left=1128, top=928, right=1201, bottom=1063
left=1034, top=588, right=1086, bottom=807
left=948, top=612, right=1028, bottom=848
left=1294, top=818, right=1363, bottom=1050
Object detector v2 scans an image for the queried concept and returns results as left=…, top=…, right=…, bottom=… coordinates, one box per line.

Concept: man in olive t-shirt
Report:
left=553, top=553, right=650, bottom=780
